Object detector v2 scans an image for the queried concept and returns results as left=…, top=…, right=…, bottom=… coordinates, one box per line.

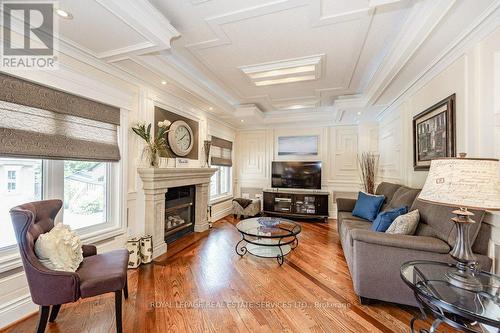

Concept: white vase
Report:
left=140, top=235, right=153, bottom=264
left=126, top=237, right=142, bottom=268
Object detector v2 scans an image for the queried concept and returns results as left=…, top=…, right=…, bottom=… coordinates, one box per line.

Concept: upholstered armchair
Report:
left=10, top=199, right=129, bottom=333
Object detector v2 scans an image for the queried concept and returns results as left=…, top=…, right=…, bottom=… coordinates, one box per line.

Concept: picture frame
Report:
left=413, top=94, right=456, bottom=171
left=277, top=135, right=318, bottom=156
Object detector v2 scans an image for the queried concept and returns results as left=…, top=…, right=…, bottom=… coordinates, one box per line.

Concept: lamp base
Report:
left=445, top=267, right=483, bottom=291
left=446, top=208, right=483, bottom=291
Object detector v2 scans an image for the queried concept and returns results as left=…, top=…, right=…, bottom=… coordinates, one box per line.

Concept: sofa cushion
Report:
left=411, top=199, right=486, bottom=247
left=383, top=187, right=420, bottom=211
left=338, top=211, right=368, bottom=223
left=375, top=182, right=402, bottom=205
left=352, top=192, right=385, bottom=221
left=341, top=219, right=372, bottom=241
left=371, top=206, right=408, bottom=232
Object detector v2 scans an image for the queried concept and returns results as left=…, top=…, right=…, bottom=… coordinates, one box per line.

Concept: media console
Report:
left=262, top=189, right=329, bottom=222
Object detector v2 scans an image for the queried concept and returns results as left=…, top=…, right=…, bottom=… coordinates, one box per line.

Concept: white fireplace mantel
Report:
left=137, top=167, right=217, bottom=258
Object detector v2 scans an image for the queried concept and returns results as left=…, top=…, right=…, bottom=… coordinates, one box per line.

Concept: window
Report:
left=63, top=161, right=108, bottom=230
left=6, top=169, right=18, bottom=193
left=0, top=158, right=42, bottom=248
left=0, top=158, right=113, bottom=250
left=210, top=165, right=231, bottom=200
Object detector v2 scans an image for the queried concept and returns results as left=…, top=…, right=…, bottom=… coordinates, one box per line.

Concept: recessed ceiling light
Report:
left=254, top=75, right=316, bottom=86
left=240, top=119, right=245, bottom=123
left=161, top=80, right=167, bottom=85
left=357, top=111, right=362, bottom=115
left=208, top=107, right=213, bottom=110
left=55, top=8, right=73, bottom=19
left=248, top=66, right=316, bottom=80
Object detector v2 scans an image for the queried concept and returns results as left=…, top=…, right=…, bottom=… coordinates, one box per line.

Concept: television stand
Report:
left=262, top=189, right=329, bottom=222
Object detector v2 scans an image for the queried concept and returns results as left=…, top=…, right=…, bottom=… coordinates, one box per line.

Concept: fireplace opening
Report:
left=165, top=185, right=195, bottom=244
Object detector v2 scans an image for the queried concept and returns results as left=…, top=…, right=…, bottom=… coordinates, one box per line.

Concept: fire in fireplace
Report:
left=164, top=185, right=195, bottom=244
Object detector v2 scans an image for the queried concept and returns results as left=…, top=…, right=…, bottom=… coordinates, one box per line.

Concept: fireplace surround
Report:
left=138, top=167, right=217, bottom=258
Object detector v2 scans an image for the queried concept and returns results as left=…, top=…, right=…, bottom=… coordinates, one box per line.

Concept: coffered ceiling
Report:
left=150, top=0, right=412, bottom=113
left=4, top=0, right=498, bottom=127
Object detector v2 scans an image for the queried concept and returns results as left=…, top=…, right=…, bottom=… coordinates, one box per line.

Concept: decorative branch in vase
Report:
left=203, top=140, right=211, bottom=167
left=358, top=152, right=378, bottom=194
left=132, top=120, right=171, bottom=167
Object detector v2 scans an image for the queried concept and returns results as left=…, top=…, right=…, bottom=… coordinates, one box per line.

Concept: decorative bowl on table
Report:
left=257, top=217, right=280, bottom=228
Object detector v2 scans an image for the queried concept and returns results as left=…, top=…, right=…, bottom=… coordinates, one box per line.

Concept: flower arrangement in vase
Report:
left=132, top=120, right=172, bottom=167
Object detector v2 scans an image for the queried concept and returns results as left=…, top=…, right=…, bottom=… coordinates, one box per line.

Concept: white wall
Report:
left=235, top=123, right=379, bottom=217
left=377, top=27, right=500, bottom=274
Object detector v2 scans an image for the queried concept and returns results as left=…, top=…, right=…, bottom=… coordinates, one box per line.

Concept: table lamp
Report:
left=418, top=156, right=500, bottom=291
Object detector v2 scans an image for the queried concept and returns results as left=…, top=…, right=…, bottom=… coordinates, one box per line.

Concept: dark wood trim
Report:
left=413, top=94, right=456, bottom=171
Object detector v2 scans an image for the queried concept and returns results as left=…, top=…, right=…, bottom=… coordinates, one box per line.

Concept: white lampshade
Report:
left=418, top=158, right=500, bottom=210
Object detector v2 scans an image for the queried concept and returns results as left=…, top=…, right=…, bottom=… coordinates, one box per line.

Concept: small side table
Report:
left=400, top=260, right=500, bottom=333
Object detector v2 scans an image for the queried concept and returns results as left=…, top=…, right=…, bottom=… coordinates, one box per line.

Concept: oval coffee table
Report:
left=235, top=217, right=301, bottom=265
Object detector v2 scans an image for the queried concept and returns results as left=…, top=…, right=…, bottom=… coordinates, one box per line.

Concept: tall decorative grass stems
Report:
left=358, top=152, right=378, bottom=194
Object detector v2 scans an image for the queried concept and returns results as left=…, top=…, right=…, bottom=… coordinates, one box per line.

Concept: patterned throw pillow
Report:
left=386, top=210, right=420, bottom=235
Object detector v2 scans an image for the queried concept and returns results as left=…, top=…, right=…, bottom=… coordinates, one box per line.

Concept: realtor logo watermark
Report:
left=1, top=1, right=58, bottom=69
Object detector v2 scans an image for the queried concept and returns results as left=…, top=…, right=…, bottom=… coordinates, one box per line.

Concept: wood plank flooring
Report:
left=1, top=216, right=456, bottom=333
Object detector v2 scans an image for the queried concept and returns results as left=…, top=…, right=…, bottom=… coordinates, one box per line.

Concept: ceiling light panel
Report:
left=240, top=54, right=324, bottom=87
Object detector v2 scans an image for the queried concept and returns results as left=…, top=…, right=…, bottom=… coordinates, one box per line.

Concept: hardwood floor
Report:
left=1, top=216, right=455, bottom=333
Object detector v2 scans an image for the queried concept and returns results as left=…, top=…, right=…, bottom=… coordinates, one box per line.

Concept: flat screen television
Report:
left=271, top=161, right=322, bottom=190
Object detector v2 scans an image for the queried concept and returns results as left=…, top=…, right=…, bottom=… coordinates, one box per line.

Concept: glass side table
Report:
left=400, top=260, right=500, bottom=333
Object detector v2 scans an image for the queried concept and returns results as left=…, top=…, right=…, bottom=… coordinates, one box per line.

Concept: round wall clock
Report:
left=167, top=120, right=194, bottom=157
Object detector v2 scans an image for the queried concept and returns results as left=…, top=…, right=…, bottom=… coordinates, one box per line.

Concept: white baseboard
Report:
left=211, top=206, right=233, bottom=222
left=0, top=294, right=36, bottom=329
left=153, top=242, right=167, bottom=259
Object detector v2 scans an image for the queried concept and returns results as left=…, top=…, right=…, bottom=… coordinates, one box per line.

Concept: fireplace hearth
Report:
left=138, top=167, right=217, bottom=258
left=165, top=185, right=195, bottom=243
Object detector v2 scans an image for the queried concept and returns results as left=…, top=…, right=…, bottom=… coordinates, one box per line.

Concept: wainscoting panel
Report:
left=378, top=112, right=403, bottom=183
left=330, top=127, right=359, bottom=182
left=236, top=130, right=271, bottom=188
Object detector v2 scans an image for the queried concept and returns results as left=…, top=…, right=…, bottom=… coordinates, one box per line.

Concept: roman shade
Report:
left=210, top=136, right=232, bottom=166
left=0, top=73, right=121, bottom=162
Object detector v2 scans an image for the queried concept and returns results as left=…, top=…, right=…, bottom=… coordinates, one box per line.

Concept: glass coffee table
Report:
left=235, top=217, right=301, bottom=265
left=400, top=260, right=500, bottom=333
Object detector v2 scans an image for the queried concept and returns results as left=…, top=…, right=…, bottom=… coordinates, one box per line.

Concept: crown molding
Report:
left=364, top=0, right=457, bottom=105
left=376, top=0, right=500, bottom=120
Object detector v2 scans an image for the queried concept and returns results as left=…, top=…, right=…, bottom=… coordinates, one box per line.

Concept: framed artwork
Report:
left=413, top=94, right=456, bottom=170
left=277, top=135, right=318, bottom=156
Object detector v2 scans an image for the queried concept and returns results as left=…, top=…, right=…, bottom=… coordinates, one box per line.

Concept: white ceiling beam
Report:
left=95, top=0, right=180, bottom=54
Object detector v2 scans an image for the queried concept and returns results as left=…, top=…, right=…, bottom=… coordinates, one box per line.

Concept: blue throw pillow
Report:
left=352, top=192, right=385, bottom=221
left=371, top=206, right=408, bottom=232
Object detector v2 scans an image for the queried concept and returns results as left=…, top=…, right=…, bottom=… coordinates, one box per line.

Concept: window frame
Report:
left=210, top=165, right=233, bottom=204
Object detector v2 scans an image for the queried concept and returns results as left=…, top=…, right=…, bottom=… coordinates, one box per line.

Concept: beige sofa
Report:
left=336, top=182, right=492, bottom=306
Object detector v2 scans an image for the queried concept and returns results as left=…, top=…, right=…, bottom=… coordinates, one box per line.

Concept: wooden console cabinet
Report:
left=263, top=189, right=329, bottom=221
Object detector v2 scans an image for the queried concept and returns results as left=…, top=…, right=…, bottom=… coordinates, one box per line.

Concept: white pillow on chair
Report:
left=35, top=224, right=83, bottom=272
